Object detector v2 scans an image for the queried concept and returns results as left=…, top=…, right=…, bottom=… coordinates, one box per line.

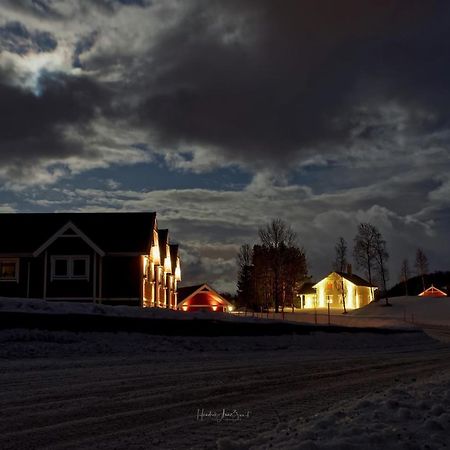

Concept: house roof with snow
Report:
left=0, top=212, right=157, bottom=255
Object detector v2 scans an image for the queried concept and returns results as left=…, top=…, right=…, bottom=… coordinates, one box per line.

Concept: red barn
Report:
left=177, top=284, right=233, bottom=312
left=419, top=285, right=447, bottom=297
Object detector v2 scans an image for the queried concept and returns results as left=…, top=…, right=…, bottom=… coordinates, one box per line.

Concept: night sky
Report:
left=1, top=1, right=449, bottom=292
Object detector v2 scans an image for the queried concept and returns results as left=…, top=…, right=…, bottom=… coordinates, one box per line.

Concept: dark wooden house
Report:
left=0, top=212, right=180, bottom=306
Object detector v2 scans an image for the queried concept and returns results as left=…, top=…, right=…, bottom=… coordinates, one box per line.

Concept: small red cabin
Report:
left=177, top=283, right=233, bottom=312
left=419, top=285, right=447, bottom=297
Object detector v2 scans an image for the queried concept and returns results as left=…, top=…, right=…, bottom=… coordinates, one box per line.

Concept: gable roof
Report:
left=158, top=229, right=169, bottom=260
left=313, top=271, right=377, bottom=288
left=177, top=284, right=205, bottom=302
left=34, top=221, right=105, bottom=257
left=335, top=272, right=376, bottom=288
left=169, top=244, right=179, bottom=273
left=0, top=212, right=156, bottom=255
left=298, top=282, right=316, bottom=295
left=419, top=285, right=447, bottom=297
left=177, top=283, right=233, bottom=308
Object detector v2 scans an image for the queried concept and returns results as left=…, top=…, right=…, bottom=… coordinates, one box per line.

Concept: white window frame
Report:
left=0, top=258, right=19, bottom=283
left=51, top=255, right=90, bottom=281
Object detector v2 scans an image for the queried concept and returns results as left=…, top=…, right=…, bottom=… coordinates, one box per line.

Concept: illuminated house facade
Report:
left=0, top=212, right=180, bottom=308
left=177, top=284, right=233, bottom=312
left=299, top=270, right=376, bottom=310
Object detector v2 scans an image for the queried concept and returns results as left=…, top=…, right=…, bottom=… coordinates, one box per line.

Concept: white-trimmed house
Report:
left=298, top=268, right=377, bottom=310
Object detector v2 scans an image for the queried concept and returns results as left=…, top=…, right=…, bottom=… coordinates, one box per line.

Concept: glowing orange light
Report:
left=182, top=305, right=188, bottom=311
left=212, top=305, right=218, bottom=311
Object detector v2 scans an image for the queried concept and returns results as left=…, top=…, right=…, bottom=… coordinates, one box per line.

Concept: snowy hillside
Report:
left=351, top=296, right=450, bottom=326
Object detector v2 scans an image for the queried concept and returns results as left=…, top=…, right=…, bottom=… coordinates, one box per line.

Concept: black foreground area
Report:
left=0, top=311, right=418, bottom=336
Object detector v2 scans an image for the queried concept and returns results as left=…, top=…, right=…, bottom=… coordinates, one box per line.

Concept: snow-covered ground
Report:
left=1, top=296, right=449, bottom=449
left=1, top=327, right=449, bottom=449
left=220, top=371, right=450, bottom=449
left=4, top=295, right=447, bottom=330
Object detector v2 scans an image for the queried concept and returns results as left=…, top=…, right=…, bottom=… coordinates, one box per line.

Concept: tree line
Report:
left=237, top=219, right=433, bottom=312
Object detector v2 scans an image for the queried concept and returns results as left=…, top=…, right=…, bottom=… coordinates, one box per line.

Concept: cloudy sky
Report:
left=0, top=0, right=449, bottom=292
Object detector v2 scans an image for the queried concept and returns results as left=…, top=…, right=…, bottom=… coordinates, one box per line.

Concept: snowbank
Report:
left=0, top=296, right=259, bottom=322
left=219, top=371, right=450, bottom=450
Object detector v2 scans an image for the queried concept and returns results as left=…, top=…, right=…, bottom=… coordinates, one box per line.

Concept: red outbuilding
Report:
left=419, top=285, right=447, bottom=297
left=177, top=283, right=234, bottom=312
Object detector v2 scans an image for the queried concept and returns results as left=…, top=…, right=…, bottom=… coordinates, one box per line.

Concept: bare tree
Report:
left=333, top=237, right=348, bottom=313
left=399, top=259, right=410, bottom=296
left=333, top=237, right=347, bottom=272
left=415, top=248, right=429, bottom=292
left=353, top=223, right=377, bottom=286
left=259, top=219, right=297, bottom=249
left=373, top=229, right=390, bottom=306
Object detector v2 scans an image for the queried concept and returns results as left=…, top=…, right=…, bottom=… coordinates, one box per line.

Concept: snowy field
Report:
left=259, top=296, right=450, bottom=331
left=1, top=326, right=450, bottom=449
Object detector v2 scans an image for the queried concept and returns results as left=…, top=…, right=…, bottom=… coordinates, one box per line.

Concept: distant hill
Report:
left=388, top=271, right=450, bottom=297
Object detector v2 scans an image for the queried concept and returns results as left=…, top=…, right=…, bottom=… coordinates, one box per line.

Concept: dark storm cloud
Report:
left=1, top=0, right=63, bottom=19
left=73, top=31, right=98, bottom=68
left=0, top=69, right=109, bottom=173
left=0, top=21, right=57, bottom=55
left=136, top=0, right=450, bottom=168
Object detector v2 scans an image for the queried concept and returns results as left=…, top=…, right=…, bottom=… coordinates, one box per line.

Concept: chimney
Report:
left=347, top=264, right=352, bottom=275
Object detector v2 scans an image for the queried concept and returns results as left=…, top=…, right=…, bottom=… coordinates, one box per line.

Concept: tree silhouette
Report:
left=415, top=248, right=429, bottom=292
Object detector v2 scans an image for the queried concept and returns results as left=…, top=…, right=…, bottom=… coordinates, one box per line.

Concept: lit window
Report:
left=0, top=259, right=19, bottom=282
left=51, top=256, right=89, bottom=280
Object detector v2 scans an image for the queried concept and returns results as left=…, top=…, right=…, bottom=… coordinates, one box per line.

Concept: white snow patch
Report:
left=220, top=371, right=450, bottom=450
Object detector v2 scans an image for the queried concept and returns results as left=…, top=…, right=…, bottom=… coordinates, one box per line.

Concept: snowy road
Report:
left=1, top=330, right=449, bottom=449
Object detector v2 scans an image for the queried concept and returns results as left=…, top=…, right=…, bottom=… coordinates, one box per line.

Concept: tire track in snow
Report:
left=1, top=342, right=450, bottom=449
